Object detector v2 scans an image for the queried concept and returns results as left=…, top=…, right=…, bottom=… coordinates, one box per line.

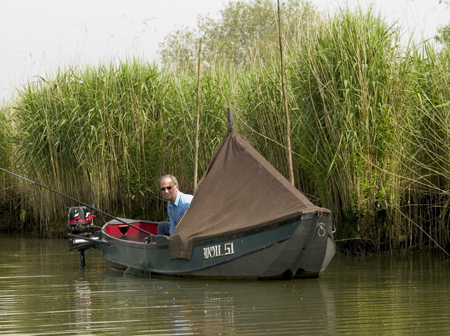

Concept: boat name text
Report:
left=203, top=242, right=235, bottom=259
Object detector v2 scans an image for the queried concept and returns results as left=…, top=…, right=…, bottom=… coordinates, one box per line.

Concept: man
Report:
left=157, top=174, right=193, bottom=236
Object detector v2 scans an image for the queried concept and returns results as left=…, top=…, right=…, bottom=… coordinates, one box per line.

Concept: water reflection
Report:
left=203, top=290, right=235, bottom=334
left=88, top=272, right=337, bottom=335
left=1, top=235, right=450, bottom=335
left=71, top=278, right=93, bottom=334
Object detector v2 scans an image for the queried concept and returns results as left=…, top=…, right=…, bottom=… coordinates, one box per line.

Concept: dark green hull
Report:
left=96, top=212, right=335, bottom=279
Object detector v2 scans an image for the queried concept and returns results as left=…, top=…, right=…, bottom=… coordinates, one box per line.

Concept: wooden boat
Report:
left=68, top=109, right=336, bottom=279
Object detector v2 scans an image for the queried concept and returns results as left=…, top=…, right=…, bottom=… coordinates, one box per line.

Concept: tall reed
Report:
left=0, top=106, right=14, bottom=212
left=287, top=9, right=408, bottom=247
left=393, top=44, right=450, bottom=250
left=154, top=63, right=239, bottom=192
left=285, top=9, right=450, bottom=251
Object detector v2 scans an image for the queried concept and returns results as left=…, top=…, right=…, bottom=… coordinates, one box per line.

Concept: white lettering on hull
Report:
left=203, top=242, right=235, bottom=259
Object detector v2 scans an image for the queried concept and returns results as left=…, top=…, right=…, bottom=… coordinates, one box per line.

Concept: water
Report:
left=1, top=235, right=450, bottom=335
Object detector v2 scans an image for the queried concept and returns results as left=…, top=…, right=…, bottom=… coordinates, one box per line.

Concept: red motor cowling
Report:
left=67, top=206, right=95, bottom=232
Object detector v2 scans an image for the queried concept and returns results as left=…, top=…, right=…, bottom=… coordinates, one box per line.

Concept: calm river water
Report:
left=1, top=235, right=450, bottom=335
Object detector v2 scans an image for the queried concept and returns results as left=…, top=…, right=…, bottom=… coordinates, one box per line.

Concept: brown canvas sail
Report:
left=169, top=129, right=330, bottom=260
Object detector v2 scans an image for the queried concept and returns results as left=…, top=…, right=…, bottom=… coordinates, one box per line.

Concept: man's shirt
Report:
left=167, top=191, right=194, bottom=234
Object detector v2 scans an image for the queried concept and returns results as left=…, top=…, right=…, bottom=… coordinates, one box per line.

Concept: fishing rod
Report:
left=0, top=167, right=152, bottom=236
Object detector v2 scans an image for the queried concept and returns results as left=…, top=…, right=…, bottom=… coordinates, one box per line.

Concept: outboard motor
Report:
left=68, top=206, right=95, bottom=234
left=67, top=206, right=101, bottom=268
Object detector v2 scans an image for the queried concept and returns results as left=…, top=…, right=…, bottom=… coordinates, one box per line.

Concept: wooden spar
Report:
left=277, top=0, right=294, bottom=185
left=194, top=37, right=203, bottom=191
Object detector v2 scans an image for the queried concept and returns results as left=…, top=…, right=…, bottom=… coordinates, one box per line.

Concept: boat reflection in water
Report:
left=95, top=270, right=337, bottom=335
left=68, top=108, right=336, bottom=279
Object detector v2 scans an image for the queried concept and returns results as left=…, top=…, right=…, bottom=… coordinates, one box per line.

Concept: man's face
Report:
left=160, top=177, right=178, bottom=203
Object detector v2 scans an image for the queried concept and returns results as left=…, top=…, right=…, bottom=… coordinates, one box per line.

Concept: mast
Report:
left=277, top=0, right=294, bottom=185
left=194, top=37, right=203, bottom=191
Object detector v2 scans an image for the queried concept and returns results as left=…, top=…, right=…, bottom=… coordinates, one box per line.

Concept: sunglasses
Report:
left=160, top=186, right=174, bottom=192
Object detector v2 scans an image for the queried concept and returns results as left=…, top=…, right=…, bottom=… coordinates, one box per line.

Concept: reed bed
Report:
left=160, top=65, right=238, bottom=190
left=393, top=44, right=450, bottom=251
left=285, top=9, right=450, bottom=252
left=12, top=61, right=169, bottom=229
left=286, top=9, right=404, bottom=249
left=1, top=7, right=450, bottom=253
left=0, top=106, right=16, bottom=230
left=8, top=60, right=241, bottom=232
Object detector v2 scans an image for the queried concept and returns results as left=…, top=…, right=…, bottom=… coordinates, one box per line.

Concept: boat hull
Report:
left=96, top=211, right=335, bottom=279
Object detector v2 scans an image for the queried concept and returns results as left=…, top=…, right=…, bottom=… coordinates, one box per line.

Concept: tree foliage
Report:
left=436, top=23, right=450, bottom=46
left=435, top=1, right=450, bottom=46
left=158, top=0, right=321, bottom=70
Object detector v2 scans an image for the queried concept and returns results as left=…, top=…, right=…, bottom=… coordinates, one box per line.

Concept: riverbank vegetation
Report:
left=1, top=1, right=450, bottom=255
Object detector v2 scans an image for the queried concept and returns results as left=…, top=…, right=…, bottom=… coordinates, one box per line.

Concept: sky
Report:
left=1, top=0, right=450, bottom=104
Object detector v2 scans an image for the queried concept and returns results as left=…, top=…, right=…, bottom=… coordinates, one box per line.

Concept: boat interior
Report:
left=104, top=221, right=160, bottom=242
